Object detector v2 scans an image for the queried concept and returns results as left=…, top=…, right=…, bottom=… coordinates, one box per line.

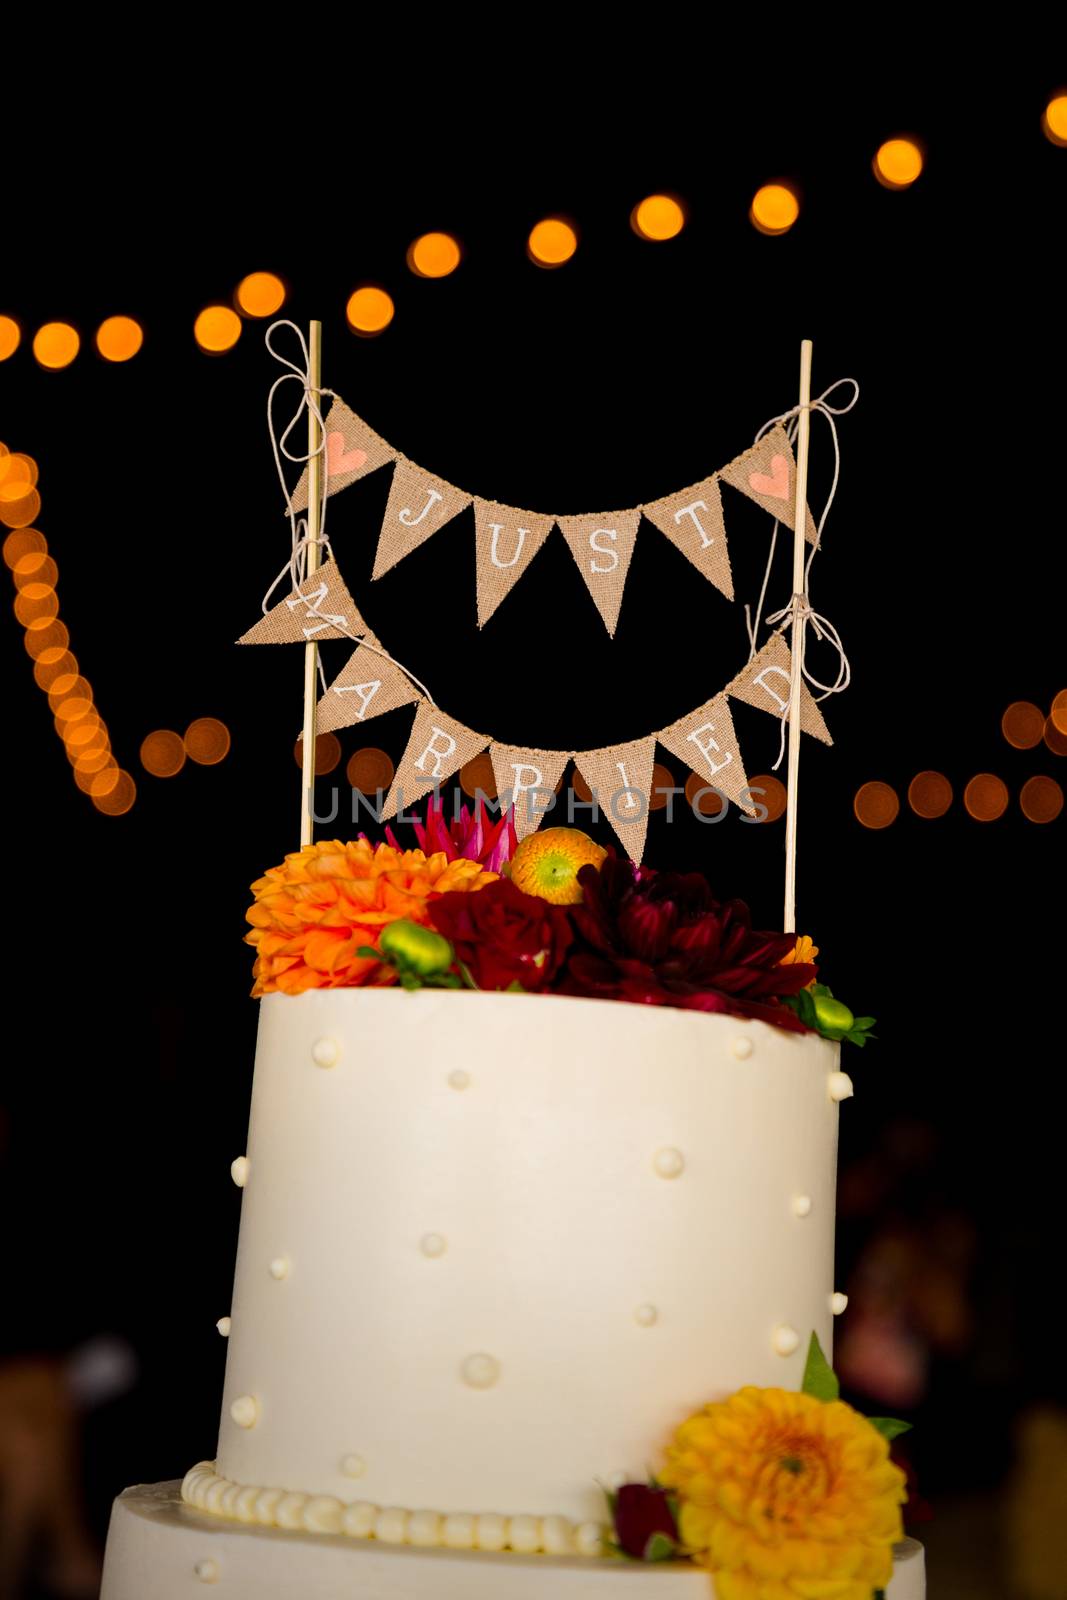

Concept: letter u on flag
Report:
left=474, top=500, right=555, bottom=626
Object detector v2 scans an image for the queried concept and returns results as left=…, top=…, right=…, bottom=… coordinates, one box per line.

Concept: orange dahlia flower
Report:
left=245, top=839, right=497, bottom=996
left=659, top=1387, right=906, bottom=1600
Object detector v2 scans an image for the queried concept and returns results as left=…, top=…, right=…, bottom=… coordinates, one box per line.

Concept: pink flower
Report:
left=386, top=798, right=517, bottom=871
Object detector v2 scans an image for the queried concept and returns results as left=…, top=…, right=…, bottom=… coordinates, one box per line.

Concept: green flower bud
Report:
left=812, top=993, right=855, bottom=1040
left=379, top=919, right=454, bottom=977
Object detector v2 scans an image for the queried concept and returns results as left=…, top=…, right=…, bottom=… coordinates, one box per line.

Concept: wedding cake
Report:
left=99, top=822, right=925, bottom=1598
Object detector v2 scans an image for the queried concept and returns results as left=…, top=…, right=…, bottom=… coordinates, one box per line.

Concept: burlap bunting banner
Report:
left=658, top=694, right=754, bottom=815
left=381, top=703, right=489, bottom=821
left=475, top=501, right=555, bottom=627
left=290, top=398, right=396, bottom=514
left=559, top=510, right=642, bottom=637
left=573, top=736, right=656, bottom=862
left=316, top=633, right=422, bottom=734
left=489, top=744, right=573, bottom=840
left=643, top=478, right=734, bottom=600
left=726, top=632, right=832, bottom=744
left=718, top=425, right=817, bottom=543
left=237, top=558, right=367, bottom=645
left=373, top=460, right=472, bottom=580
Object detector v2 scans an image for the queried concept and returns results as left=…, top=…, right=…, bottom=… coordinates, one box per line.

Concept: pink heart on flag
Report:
left=326, top=431, right=368, bottom=477
left=748, top=455, right=790, bottom=500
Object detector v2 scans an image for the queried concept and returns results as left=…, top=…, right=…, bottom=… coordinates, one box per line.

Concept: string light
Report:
left=96, top=316, right=144, bottom=362
left=964, top=773, right=1009, bottom=822
left=407, top=233, right=462, bottom=278
left=907, top=771, right=953, bottom=819
left=194, top=306, right=242, bottom=353
left=346, top=287, right=395, bottom=335
left=32, top=322, right=80, bottom=370
left=873, top=138, right=924, bottom=189
left=236, top=273, right=286, bottom=317
left=527, top=218, right=578, bottom=267
left=140, top=729, right=187, bottom=777
left=685, top=771, right=725, bottom=818
left=1020, top=775, right=1064, bottom=823
left=1050, top=690, right=1067, bottom=736
left=648, top=762, right=677, bottom=810
left=293, top=731, right=341, bottom=775
left=1042, top=92, right=1067, bottom=147
left=631, top=195, right=686, bottom=241
left=185, top=717, right=231, bottom=765
left=459, top=752, right=496, bottom=799
left=749, top=185, right=800, bottom=236
left=348, top=747, right=395, bottom=795
left=1044, top=715, right=1067, bottom=757
left=0, top=316, right=20, bottom=360
left=1001, top=700, right=1045, bottom=748
left=853, top=781, right=899, bottom=829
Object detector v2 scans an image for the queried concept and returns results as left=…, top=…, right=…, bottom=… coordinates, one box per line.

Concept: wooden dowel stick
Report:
left=299, top=320, right=323, bottom=848
left=783, top=339, right=813, bottom=933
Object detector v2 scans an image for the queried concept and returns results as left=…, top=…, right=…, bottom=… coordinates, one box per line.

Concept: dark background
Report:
left=2, top=59, right=1065, bottom=1596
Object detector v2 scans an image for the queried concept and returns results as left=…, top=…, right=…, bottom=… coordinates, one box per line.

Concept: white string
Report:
left=261, top=320, right=436, bottom=706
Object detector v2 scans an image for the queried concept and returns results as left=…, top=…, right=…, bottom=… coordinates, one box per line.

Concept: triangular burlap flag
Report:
left=316, top=633, right=422, bottom=734
left=725, top=633, right=832, bottom=744
left=658, top=695, right=755, bottom=815
left=237, top=558, right=367, bottom=645
left=373, top=460, right=472, bottom=580
left=573, top=736, right=656, bottom=862
left=290, top=399, right=396, bottom=514
left=381, top=702, right=489, bottom=821
left=719, top=425, right=817, bottom=543
left=474, top=501, right=555, bottom=626
left=642, top=478, right=734, bottom=600
left=559, top=509, right=641, bottom=637
left=489, top=743, right=572, bottom=839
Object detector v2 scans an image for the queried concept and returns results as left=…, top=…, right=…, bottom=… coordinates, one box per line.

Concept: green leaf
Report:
left=355, top=945, right=381, bottom=960
left=810, top=982, right=832, bottom=998
left=644, top=1532, right=677, bottom=1562
left=852, top=1017, right=876, bottom=1030
left=801, top=1331, right=839, bottom=1402
left=457, top=960, right=480, bottom=991
left=399, top=973, right=421, bottom=991
left=866, top=1417, right=912, bottom=1441
left=874, top=1590, right=887, bottom=1599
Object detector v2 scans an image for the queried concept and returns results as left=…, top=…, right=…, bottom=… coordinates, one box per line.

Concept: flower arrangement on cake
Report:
left=245, top=801, right=874, bottom=1045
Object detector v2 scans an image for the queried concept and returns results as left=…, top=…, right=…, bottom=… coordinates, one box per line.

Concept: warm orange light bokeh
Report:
left=648, top=762, right=677, bottom=811
left=346, top=287, right=395, bottom=335
left=33, top=650, right=78, bottom=690
left=750, top=185, right=800, bottom=236
left=458, top=752, right=496, bottom=800
left=1020, top=775, right=1064, bottom=823
left=685, top=771, right=725, bottom=818
left=1050, top=689, right=1067, bottom=735
left=748, top=774, right=788, bottom=822
left=348, top=747, right=396, bottom=795
left=907, top=770, right=953, bottom=819
left=4, top=527, right=47, bottom=567
left=24, top=619, right=69, bottom=659
left=91, top=770, right=136, bottom=815
left=964, top=773, right=1009, bottom=822
left=1044, top=715, right=1067, bottom=757
left=873, top=138, right=924, bottom=189
left=0, top=317, right=20, bottom=360
left=14, top=552, right=58, bottom=591
left=194, top=306, right=242, bottom=353
left=407, top=233, right=462, bottom=279
left=236, top=272, right=287, bottom=317
left=185, top=716, right=231, bottom=765
left=0, top=483, right=42, bottom=528
left=293, top=731, right=341, bottom=775
left=15, top=589, right=59, bottom=628
left=1042, top=93, right=1067, bottom=146
left=33, top=322, right=80, bottom=369
left=141, top=729, right=187, bottom=777
left=854, top=780, right=900, bottom=829
left=96, top=316, right=144, bottom=362
left=527, top=218, right=578, bottom=267
left=1001, top=699, right=1045, bottom=748
left=632, top=194, right=686, bottom=241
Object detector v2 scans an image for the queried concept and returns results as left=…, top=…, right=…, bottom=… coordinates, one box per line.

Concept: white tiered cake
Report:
left=100, top=988, right=925, bottom=1597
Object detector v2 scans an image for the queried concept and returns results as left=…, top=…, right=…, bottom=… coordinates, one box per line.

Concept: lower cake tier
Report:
left=100, top=1483, right=927, bottom=1599
left=213, top=990, right=843, bottom=1526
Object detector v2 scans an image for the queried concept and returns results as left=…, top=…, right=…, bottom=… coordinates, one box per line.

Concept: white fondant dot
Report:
left=375, top=1507, right=408, bottom=1544
left=576, top=1521, right=606, bottom=1557
left=828, top=1071, right=855, bottom=1102
left=305, top=1495, right=343, bottom=1534
left=731, top=1036, right=754, bottom=1059
left=269, top=1256, right=290, bottom=1280
left=448, top=1068, right=471, bottom=1090
left=634, top=1303, right=658, bottom=1327
left=230, top=1155, right=249, bottom=1188
left=793, top=1194, right=813, bottom=1218
left=510, top=1514, right=540, bottom=1553
left=420, top=1233, right=447, bottom=1258
left=275, top=1493, right=305, bottom=1530
left=541, top=1515, right=575, bottom=1555
left=194, top=1558, right=219, bottom=1583
left=341, top=1454, right=366, bottom=1479
left=311, top=1035, right=340, bottom=1068
left=229, top=1394, right=259, bottom=1428
left=653, top=1146, right=685, bottom=1179
left=216, top=1316, right=231, bottom=1337
left=409, top=1509, right=443, bottom=1546
left=831, top=1291, right=849, bottom=1315
left=461, top=1352, right=500, bottom=1389
left=343, top=1501, right=378, bottom=1538
left=442, top=1511, right=476, bottom=1548
left=476, top=1511, right=508, bottom=1551
left=773, top=1325, right=801, bottom=1356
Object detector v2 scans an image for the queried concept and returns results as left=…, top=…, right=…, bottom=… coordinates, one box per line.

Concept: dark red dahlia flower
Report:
left=561, top=858, right=816, bottom=1031
left=610, top=1482, right=680, bottom=1560
left=429, top=877, right=572, bottom=992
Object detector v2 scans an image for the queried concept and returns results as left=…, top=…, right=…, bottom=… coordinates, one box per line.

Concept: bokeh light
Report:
left=15, top=589, right=59, bottom=628
left=0, top=316, right=20, bottom=360
left=648, top=762, right=677, bottom=811
left=293, top=731, right=341, bottom=775
left=47, top=674, right=92, bottom=711
left=185, top=716, right=231, bottom=765
left=1043, top=715, right=1067, bottom=757
left=0, top=483, right=42, bottom=528
left=749, top=185, right=799, bottom=236
left=527, top=218, right=578, bottom=267
left=459, top=752, right=496, bottom=799
left=140, top=729, right=187, bottom=777
left=1020, top=775, right=1064, bottom=823
left=873, top=138, right=924, bottom=189
left=96, top=316, right=144, bottom=362
left=407, top=233, right=462, bottom=279
left=4, top=527, right=47, bottom=567
left=964, top=773, right=1009, bottom=822
left=236, top=272, right=287, bottom=317
left=194, top=306, right=242, bottom=353
left=13, top=552, right=58, bottom=591
left=1050, top=689, right=1067, bottom=735
left=346, top=287, right=395, bottom=335
left=348, top=747, right=395, bottom=795
left=32, top=322, right=80, bottom=369
left=685, top=771, right=725, bottom=818
left=748, top=774, right=788, bottom=823
left=571, top=769, right=593, bottom=804
left=23, top=619, right=69, bottom=659
left=33, top=650, right=78, bottom=690
left=1042, top=93, right=1067, bottom=147
left=907, top=770, right=953, bottom=819
left=1001, top=700, right=1045, bottom=748
left=631, top=195, right=686, bottom=242
left=854, top=781, right=900, bottom=829
left=91, top=769, right=136, bottom=815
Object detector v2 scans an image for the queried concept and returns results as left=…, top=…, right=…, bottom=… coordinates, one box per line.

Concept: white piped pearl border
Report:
left=181, top=1463, right=607, bottom=1557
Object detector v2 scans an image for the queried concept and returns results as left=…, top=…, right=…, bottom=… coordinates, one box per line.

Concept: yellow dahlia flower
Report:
left=659, top=1387, right=906, bottom=1600
left=245, top=839, right=496, bottom=996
